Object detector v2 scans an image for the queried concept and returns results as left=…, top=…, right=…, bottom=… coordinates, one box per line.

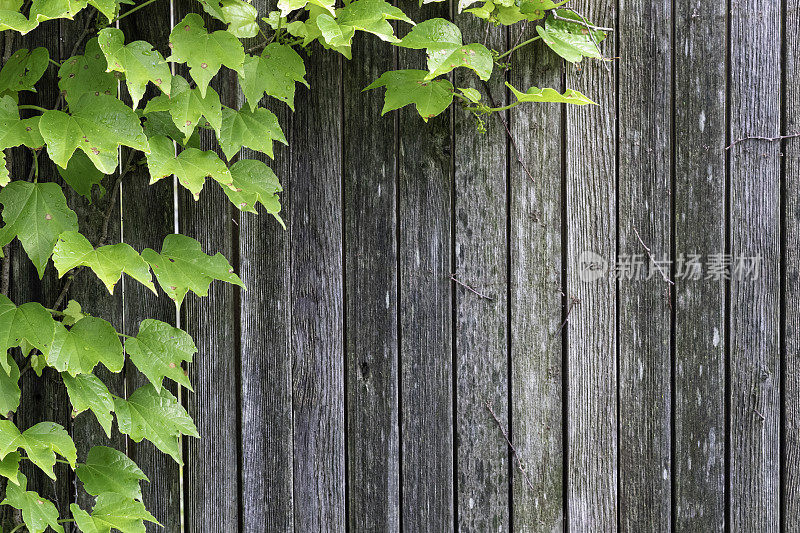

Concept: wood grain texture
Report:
left=617, top=1, right=672, bottom=530
left=508, top=32, right=565, bottom=533
left=785, top=0, right=800, bottom=527
left=397, top=1, right=453, bottom=530
left=342, top=27, right=400, bottom=533
left=452, top=12, right=509, bottom=533
left=237, top=2, right=294, bottom=532
left=289, top=41, right=345, bottom=533
left=564, top=1, right=617, bottom=530
left=672, top=1, right=727, bottom=530
left=728, top=2, right=781, bottom=530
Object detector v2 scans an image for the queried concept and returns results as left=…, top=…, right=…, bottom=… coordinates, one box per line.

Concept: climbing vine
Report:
left=0, top=0, right=606, bottom=530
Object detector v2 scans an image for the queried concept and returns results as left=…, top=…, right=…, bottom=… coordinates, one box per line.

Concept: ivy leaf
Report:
left=0, top=420, right=77, bottom=479
left=46, top=316, right=124, bottom=376
left=62, top=299, right=86, bottom=326
left=506, top=82, right=597, bottom=105
left=145, top=134, right=233, bottom=200
left=222, top=0, right=258, bottom=37
left=56, top=150, right=106, bottom=201
left=2, top=473, right=64, bottom=533
left=219, top=106, right=286, bottom=160
left=143, top=75, right=222, bottom=142
left=0, top=181, right=79, bottom=277
left=40, top=94, right=149, bottom=173
left=52, top=231, right=156, bottom=295
left=98, top=28, right=172, bottom=109
left=126, top=319, right=196, bottom=393
left=0, top=47, right=49, bottom=95
left=166, top=13, right=244, bottom=97
left=59, top=37, right=118, bottom=106
left=0, top=153, right=8, bottom=187
left=114, top=384, right=199, bottom=464
left=223, top=159, right=283, bottom=225
left=277, top=0, right=334, bottom=17
left=76, top=446, right=148, bottom=501
left=0, top=295, right=56, bottom=373
left=0, top=450, right=21, bottom=485
left=62, top=373, right=115, bottom=437
left=364, top=69, right=453, bottom=121
left=396, top=18, right=493, bottom=80
left=0, top=353, right=20, bottom=416
left=141, top=233, right=244, bottom=307
left=237, top=43, right=308, bottom=111
left=536, top=9, right=606, bottom=63
left=0, top=95, right=45, bottom=150
left=317, top=0, right=412, bottom=53
left=88, top=0, right=125, bottom=22
left=141, top=109, right=200, bottom=149
left=71, top=494, right=159, bottom=533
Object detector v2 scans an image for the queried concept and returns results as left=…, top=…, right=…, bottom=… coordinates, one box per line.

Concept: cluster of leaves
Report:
left=0, top=0, right=607, bottom=529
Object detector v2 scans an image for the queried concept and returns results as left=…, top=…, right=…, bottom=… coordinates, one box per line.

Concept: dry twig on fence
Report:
left=726, top=132, right=800, bottom=150
left=555, top=295, right=581, bottom=337
left=632, top=227, right=673, bottom=306
left=485, top=400, right=537, bottom=493
left=450, top=274, right=494, bottom=301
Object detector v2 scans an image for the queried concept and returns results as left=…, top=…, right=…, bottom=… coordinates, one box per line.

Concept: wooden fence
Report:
left=8, top=0, right=800, bottom=530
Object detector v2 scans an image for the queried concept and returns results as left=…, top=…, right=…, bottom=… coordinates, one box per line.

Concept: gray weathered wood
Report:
left=786, top=0, right=800, bottom=527
left=728, top=2, right=781, bottom=530
left=508, top=30, right=565, bottom=533
left=617, top=1, right=671, bottom=530
left=342, top=26, right=400, bottom=533
left=237, top=2, right=294, bottom=532
left=397, top=0, right=453, bottom=530
left=289, top=40, right=346, bottom=533
left=672, top=1, right=727, bottom=530
left=452, top=12, right=509, bottom=533
left=118, top=5, right=183, bottom=531
left=564, top=2, right=617, bottom=530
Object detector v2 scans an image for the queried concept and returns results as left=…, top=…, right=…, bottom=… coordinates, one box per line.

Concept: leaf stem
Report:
left=48, top=58, right=61, bottom=68
left=58, top=519, right=76, bottom=524
left=9, top=524, right=24, bottom=533
left=111, top=0, right=160, bottom=23
left=17, top=104, right=48, bottom=113
left=496, top=35, right=540, bottom=60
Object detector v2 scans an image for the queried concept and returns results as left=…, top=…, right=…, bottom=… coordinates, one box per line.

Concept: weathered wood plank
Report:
left=564, top=2, right=617, bottom=530
left=289, top=41, right=345, bottom=532
left=617, top=1, right=672, bottom=530
left=119, top=5, right=183, bottom=531
left=452, top=13, right=509, bottom=533
left=237, top=2, right=294, bottom=532
left=728, top=1, right=781, bottom=530
left=672, top=1, right=727, bottom=529
left=785, top=0, right=800, bottom=527
left=508, top=30, right=565, bottom=533
left=342, top=26, right=400, bottom=533
left=397, top=0, right=453, bottom=529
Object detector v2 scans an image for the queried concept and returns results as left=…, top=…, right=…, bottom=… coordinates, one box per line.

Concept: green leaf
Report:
left=88, top=0, right=124, bottom=22
left=0, top=152, right=8, bottom=187
left=166, top=13, right=245, bottom=97
left=0, top=181, right=79, bottom=277
left=114, top=384, right=198, bottom=464
left=145, top=134, right=233, bottom=200
left=46, top=316, right=124, bottom=376
left=141, top=110, right=200, bottom=149
left=536, top=9, right=606, bottom=63
left=0, top=0, right=90, bottom=35
left=143, top=75, right=222, bottom=142
left=238, top=43, right=308, bottom=111
left=276, top=0, right=334, bottom=17
left=76, top=446, right=148, bottom=501
left=40, top=94, right=149, bottom=174
left=318, top=0, right=412, bottom=52
left=0, top=295, right=56, bottom=373
left=0, top=95, right=45, bottom=150
left=56, top=150, right=106, bottom=201
left=141, top=233, right=244, bottom=307
left=2, top=473, right=64, bottom=533
left=223, top=0, right=258, bottom=37
left=219, top=106, right=286, bottom=160
left=396, top=18, right=493, bottom=80
left=0, top=353, right=20, bottom=416
left=0, top=420, right=77, bottom=479
left=53, top=231, right=156, bottom=295
left=223, top=159, right=283, bottom=224
left=458, top=87, right=481, bottom=103
left=98, top=28, right=172, bottom=109
left=71, top=494, right=159, bottom=533
left=0, top=450, right=20, bottom=484
left=59, top=37, right=118, bottom=106
left=62, top=299, right=86, bottom=326
left=62, top=373, right=115, bottom=437
left=126, top=319, right=196, bottom=393
left=506, top=82, right=597, bottom=105
left=365, top=69, right=453, bottom=121
left=0, top=47, right=49, bottom=95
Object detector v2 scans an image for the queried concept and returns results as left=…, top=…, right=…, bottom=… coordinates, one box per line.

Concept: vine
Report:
left=0, top=0, right=607, bottom=530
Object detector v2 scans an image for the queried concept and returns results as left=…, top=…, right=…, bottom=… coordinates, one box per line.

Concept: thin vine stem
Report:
left=17, top=104, right=48, bottom=113
left=111, top=0, right=161, bottom=23
left=496, top=35, right=539, bottom=60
